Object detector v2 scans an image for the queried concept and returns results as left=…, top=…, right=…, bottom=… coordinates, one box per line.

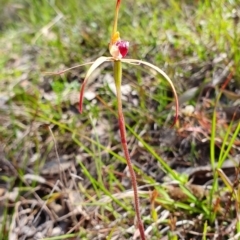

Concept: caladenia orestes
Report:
left=47, top=1, right=179, bottom=239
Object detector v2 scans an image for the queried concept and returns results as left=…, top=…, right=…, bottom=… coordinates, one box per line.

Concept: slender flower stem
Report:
left=114, top=60, right=146, bottom=240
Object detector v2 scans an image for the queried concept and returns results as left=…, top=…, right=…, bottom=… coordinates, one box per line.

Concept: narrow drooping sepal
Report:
left=79, top=57, right=114, bottom=113
left=121, top=58, right=179, bottom=127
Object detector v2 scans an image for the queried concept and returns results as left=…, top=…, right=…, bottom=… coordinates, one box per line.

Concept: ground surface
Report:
left=0, top=0, right=240, bottom=239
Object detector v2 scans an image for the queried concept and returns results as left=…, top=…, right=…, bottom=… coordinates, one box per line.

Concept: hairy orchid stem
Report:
left=113, top=60, right=146, bottom=240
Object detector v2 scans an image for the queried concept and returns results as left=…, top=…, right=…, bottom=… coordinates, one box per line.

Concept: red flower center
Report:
left=115, top=40, right=129, bottom=58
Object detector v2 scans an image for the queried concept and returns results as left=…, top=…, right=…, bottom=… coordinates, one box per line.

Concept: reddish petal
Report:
left=116, top=40, right=129, bottom=58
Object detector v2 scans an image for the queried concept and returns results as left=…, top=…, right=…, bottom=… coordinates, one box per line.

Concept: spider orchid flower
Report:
left=47, top=1, right=179, bottom=239
left=109, top=31, right=129, bottom=59
left=78, top=2, right=178, bottom=239
left=79, top=1, right=178, bottom=120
